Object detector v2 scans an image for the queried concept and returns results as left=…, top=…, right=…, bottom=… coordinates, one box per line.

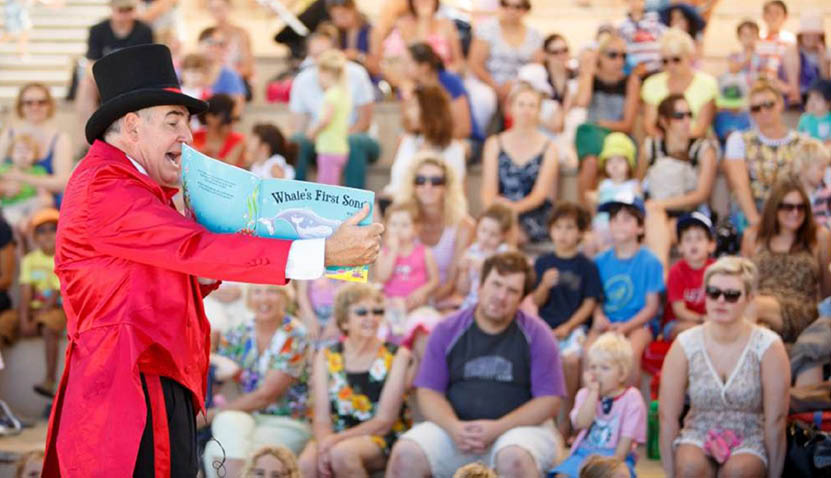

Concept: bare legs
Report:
left=577, top=156, right=598, bottom=208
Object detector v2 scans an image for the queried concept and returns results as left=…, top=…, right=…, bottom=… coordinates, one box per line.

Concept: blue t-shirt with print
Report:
left=595, top=246, right=665, bottom=323
left=797, top=112, right=831, bottom=143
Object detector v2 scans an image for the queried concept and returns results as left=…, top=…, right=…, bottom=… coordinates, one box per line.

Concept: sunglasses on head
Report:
left=749, top=100, right=776, bottom=113
left=353, top=307, right=385, bottom=317
left=670, top=111, right=693, bottom=120
left=778, top=202, right=806, bottom=213
left=414, top=175, right=446, bottom=186
left=22, top=99, right=48, bottom=107
left=705, top=286, right=743, bottom=303
left=661, top=56, right=683, bottom=65
left=500, top=0, right=530, bottom=10
left=547, top=47, right=569, bottom=55
left=604, top=51, right=626, bottom=60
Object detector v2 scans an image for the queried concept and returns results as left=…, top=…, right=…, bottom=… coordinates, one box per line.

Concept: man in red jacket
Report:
left=42, top=44, right=382, bottom=477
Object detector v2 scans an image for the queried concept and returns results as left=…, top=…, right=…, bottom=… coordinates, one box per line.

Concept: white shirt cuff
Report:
left=286, top=238, right=326, bottom=280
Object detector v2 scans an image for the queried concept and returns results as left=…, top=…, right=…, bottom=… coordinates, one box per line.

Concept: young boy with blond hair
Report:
left=789, top=137, right=831, bottom=229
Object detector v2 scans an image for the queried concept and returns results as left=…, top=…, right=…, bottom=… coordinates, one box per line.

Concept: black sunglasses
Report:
left=749, top=100, right=776, bottom=113
left=778, top=202, right=807, bottom=213
left=661, top=56, right=683, bottom=65
left=670, top=111, right=693, bottom=120
left=500, top=0, right=530, bottom=10
left=604, top=51, right=626, bottom=60
left=705, top=286, right=743, bottom=303
left=353, top=307, right=385, bottom=317
left=414, top=175, right=446, bottom=186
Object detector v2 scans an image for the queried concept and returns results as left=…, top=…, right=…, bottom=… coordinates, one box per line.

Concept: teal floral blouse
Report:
left=217, top=317, right=312, bottom=419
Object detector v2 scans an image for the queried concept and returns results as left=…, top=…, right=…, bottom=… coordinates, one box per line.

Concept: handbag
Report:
left=784, top=420, right=831, bottom=476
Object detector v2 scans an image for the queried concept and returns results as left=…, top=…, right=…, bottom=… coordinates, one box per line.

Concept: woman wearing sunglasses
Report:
left=482, top=83, right=559, bottom=246
left=723, top=80, right=806, bottom=229
left=203, top=284, right=313, bottom=478
left=640, top=94, right=718, bottom=271
left=0, top=83, right=73, bottom=208
left=299, top=283, right=412, bottom=478
left=573, top=31, right=641, bottom=207
left=395, top=154, right=475, bottom=310
left=659, top=256, right=789, bottom=478
left=740, top=177, right=831, bottom=344
left=641, top=27, right=717, bottom=139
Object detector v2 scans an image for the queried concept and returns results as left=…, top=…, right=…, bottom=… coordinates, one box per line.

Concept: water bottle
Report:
left=647, top=400, right=661, bottom=460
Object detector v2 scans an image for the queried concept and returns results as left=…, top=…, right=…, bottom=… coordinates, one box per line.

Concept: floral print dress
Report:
left=674, top=325, right=780, bottom=466
left=324, top=342, right=411, bottom=455
left=218, top=317, right=312, bottom=419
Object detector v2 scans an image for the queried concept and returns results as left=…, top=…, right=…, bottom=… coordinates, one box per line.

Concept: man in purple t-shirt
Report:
left=386, top=252, right=566, bottom=478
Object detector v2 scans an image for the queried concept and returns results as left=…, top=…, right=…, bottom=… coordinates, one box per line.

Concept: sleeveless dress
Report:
left=192, top=130, right=246, bottom=167
left=324, top=342, right=411, bottom=455
left=497, top=136, right=552, bottom=243
left=428, top=226, right=457, bottom=285
left=675, top=325, right=780, bottom=466
left=382, top=243, right=429, bottom=298
left=753, top=248, right=819, bottom=343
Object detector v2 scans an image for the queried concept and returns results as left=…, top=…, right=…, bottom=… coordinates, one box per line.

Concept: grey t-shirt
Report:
left=414, top=307, right=565, bottom=420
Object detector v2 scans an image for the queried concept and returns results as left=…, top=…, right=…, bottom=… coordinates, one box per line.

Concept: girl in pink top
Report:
left=375, top=202, right=440, bottom=351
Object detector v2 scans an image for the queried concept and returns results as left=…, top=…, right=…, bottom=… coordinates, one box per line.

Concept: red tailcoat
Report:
left=43, top=141, right=294, bottom=477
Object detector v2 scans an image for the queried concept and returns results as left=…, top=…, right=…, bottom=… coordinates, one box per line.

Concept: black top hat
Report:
left=85, top=44, right=207, bottom=144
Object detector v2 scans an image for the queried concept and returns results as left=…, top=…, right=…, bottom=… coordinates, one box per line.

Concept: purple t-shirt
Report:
left=414, top=307, right=566, bottom=420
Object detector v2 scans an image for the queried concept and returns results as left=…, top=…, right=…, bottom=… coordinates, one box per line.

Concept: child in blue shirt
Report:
left=592, top=192, right=664, bottom=387
left=797, top=79, right=831, bottom=144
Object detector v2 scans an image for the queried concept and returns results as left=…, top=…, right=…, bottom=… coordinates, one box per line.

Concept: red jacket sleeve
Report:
left=85, top=164, right=293, bottom=285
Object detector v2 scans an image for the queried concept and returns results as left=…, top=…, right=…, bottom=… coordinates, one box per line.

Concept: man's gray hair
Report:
left=103, top=108, right=155, bottom=140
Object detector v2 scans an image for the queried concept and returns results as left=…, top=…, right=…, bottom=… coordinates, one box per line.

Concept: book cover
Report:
left=180, top=144, right=373, bottom=282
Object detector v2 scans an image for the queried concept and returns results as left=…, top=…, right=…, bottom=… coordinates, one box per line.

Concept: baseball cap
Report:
left=597, top=190, right=645, bottom=217
left=808, top=79, right=831, bottom=103
left=517, top=63, right=554, bottom=97
left=598, top=132, right=637, bottom=170
left=30, top=208, right=59, bottom=231
left=676, top=211, right=714, bottom=238
left=716, top=73, right=749, bottom=110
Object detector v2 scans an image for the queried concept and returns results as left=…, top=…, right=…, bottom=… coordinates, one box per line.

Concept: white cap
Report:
left=517, top=63, right=554, bottom=97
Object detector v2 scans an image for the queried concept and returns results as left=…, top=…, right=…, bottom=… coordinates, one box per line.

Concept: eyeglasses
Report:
left=547, top=47, right=569, bottom=55
left=670, top=111, right=693, bottom=120
left=661, top=56, right=683, bottom=65
left=22, top=99, right=49, bottom=107
left=414, top=175, right=446, bottom=186
left=778, top=202, right=806, bottom=213
left=604, top=51, right=626, bottom=60
left=500, top=0, right=530, bottom=11
left=35, top=224, right=57, bottom=233
left=749, top=100, right=776, bottom=113
left=352, top=307, right=385, bottom=317
left=705, top=286, right=743, bottom=303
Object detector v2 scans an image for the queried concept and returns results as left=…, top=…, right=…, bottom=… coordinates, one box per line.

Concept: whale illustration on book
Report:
left=258, top=208, right=342, bottom=238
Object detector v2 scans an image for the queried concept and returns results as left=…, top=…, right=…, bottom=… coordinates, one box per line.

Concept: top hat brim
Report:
left=85, top=89, right=208, bottom=145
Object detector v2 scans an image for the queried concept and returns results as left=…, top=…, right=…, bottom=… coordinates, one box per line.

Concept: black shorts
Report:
left=133, top=374, right=199, bottom=478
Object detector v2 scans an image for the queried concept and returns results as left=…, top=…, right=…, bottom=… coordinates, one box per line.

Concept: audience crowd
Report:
left=3, top=1, right=831, bottom=478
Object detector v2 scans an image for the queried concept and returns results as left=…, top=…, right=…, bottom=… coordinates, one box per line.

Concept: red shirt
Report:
left=43, top=141, right=293, bottom=477
left=192, top=129, right=246, bottom=166
left=663, top=258, right=715, bottom=325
